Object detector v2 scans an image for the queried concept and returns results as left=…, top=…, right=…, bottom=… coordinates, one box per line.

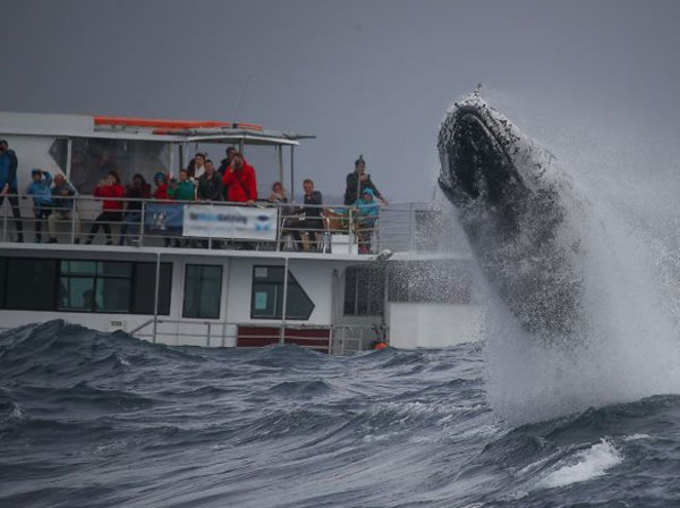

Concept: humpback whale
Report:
left=438, top=90, right=586, bottom=337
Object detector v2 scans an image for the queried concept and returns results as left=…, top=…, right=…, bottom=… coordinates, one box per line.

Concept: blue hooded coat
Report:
left=26, top=170, right=53, bottom=209
left=0, top=149, right=18, bottom=192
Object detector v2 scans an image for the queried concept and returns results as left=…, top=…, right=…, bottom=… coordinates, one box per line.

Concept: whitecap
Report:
left=536, top=439, right=622, bottom=490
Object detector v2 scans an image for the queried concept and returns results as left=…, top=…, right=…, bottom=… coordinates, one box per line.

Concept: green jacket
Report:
left=169, top=180, right=195, bottom=201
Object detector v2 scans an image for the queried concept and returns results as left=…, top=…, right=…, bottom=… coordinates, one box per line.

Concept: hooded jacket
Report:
left=0, top=149, right=18, bottom=192
left=26, top=171, right=53, bottom=209
left=169, top=180, right=195, bottom=201
left=222, top=161, right=257, bottom=202
left=353, top=188, right=379, bottom=218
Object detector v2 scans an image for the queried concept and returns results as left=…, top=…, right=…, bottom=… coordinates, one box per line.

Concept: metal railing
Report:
left=0, top=193, right=440, bottom=255
left=129, top=319, right=384, bottom=355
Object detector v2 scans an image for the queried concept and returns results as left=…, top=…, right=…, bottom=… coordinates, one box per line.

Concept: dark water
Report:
left=1, top=320, right=679, bottom=507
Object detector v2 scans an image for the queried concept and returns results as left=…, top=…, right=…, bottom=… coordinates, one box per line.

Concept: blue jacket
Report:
left=26, top=171, right=53, bottom=209
left=353, top=188, right=379, bottom=218
left=0, top=149, right=18, bottom=192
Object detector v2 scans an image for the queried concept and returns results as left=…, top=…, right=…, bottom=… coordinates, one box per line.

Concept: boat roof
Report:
left=0, top=111, right=315, bottom=146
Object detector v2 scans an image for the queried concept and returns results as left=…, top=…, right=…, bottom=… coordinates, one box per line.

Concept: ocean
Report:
left=1, top=320, right=679, bottom=507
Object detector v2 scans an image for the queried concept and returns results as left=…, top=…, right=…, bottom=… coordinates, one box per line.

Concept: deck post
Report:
left=290, top=145, right=295, bottom=202
left=278, top=145, right=284, bottom=188
left=2, top=198, right=7, bottom=242
left=65, top=138, right=72, bottom=180
left=408, top=203, right=415, bottom=253
left=139, top=200, right=146, bottom=246
left=70, top=199, right=77, bottom=244
left=152, top=252, right=161, bottom=343
left=279, top=257, right=289, bottom=345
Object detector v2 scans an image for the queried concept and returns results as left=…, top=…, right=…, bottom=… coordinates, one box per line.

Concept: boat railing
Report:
left=130, top=318, right=388, bottom=355
left=0, top=193, right=437, bottom=255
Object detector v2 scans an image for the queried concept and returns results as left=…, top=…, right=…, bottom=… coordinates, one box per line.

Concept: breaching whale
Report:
left=438, top=90, right=586, bottom=337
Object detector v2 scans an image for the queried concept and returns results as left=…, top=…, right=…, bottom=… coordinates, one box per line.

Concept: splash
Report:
left=442, top=90, right=680, bottom=423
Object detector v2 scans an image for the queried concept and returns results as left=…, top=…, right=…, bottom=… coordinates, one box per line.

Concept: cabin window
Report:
left=0, top=257, right=171, bottom=315
left=132, top=263, right=172, bottom=315
left=251, top=266, right=315, bottom=320
left=183, top=264, right=222, bottom=319
left=344, top=266, right=384, bottom=316
left=4, top=258, right=57, bottom=311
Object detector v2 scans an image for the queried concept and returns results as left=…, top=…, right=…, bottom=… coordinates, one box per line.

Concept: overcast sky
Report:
left=1, top=0, right=679, bottom=202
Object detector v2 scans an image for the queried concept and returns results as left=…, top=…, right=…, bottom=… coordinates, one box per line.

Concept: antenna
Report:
left=232, top=73, right=253, bottom=120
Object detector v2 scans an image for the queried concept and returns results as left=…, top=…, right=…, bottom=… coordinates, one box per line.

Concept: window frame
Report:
left=250, top=265, right=315, bottom=321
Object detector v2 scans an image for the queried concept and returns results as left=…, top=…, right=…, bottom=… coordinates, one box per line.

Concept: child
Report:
left=26, top=169, right=53, bottom=243
left=353, top=188, right=379, bottom=254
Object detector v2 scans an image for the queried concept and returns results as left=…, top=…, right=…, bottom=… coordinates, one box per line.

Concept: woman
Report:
left=119, top=174, right=151, bottom=245
left=86, top=170, right=124, bottom=245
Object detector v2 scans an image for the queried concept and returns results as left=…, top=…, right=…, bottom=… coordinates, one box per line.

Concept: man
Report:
left=26, top=169, right=53, bottom=243
left=48, top=173, right=79, bottom=243
left=218, top=146, right=236, bottom=176
left=0, top=139, right=23, bottom=242
left=291, top=178, right=323, bottom=250
left=197, top=160, right=223, bottom=201
left=344, top=154, right=387, bottom=206
left=222, top=152, right=257, bottom=203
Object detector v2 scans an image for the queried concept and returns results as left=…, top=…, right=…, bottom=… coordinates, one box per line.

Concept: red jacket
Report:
left=222, top=162, right=257, bottom=202
left=153, top=183, right=169, bottom=200
left=95, top=183, right=125, bottom=211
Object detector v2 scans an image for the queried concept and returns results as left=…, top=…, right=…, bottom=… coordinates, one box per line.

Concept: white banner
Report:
left=182, top=204, right=278, bottom=240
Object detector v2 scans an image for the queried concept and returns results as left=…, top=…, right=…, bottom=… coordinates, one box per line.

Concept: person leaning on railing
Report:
left=352, top=187, right=379, bottom=254
left=86, top=170, right=124, bottom=245
left=168, top=169, right=195, bottom=201
left=48, top=173, right=79, bottom=244
left=152, top=171, right=169, bottom=199
left=26, top=169, right=53, bottom=243
left=197, top=160, right=223, bottom=201
left=119, top=174, right=151, bottom=246
left=0, top=139, right=23, bottom=242
left=289, top=178, right=323, bottom=251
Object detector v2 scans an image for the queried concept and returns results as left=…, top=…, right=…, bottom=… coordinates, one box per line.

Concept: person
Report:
left=222, top=152, right=257, bottom=203
left=119, top=174, right=151, bottom=245
left=48, top=173, right=79, bottom=244
left=290, top=178, right=323, bottom=251
left=218, top=146, right=236, bottom=176
left=0, top=139, right=23, bottom=242
left=169, top=169, right=195, bottom=201
left=353, top=187, right=379, bottom=254
left=26, top=169, right=53, bottom=243
left=86, top=170, right=124, bottom=245
left=188, top=152, right=206, bottom=180
left=344, top=154, right=387, bottom=206
left=152, top=171, right=169, bottom=200
left=197, top=160, right=223, bottom=201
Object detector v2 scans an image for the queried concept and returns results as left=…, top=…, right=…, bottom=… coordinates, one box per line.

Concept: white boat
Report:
left=0, top=112, right=482, bottom=352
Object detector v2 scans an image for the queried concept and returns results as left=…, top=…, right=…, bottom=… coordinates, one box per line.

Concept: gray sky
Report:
left=1, top=0, right=679, bottom=201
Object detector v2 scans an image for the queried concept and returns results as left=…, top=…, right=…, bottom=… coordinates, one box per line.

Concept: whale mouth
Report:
left=439, top=107, right=525, bottom=209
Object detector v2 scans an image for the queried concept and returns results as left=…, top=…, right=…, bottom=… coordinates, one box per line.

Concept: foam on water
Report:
left=536, top=439, right=622, bottom=490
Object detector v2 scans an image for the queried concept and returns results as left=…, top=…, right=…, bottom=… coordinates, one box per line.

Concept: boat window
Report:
left=58, top=260, right=132, bottom=313
left=0, top=258, right=5, bottom=308
left=69, top=138, right=170, bottom=194
left=0, top=257, right=171, bottom=315
left=251, top=266, right=315, bottom=320
left=4, top=258, right=58, bottom=311
left=183, top=264, right=222, bottom=319
left=344, top=266, right=384, bottom=316
left=132, top=263, right=172, bottom=315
